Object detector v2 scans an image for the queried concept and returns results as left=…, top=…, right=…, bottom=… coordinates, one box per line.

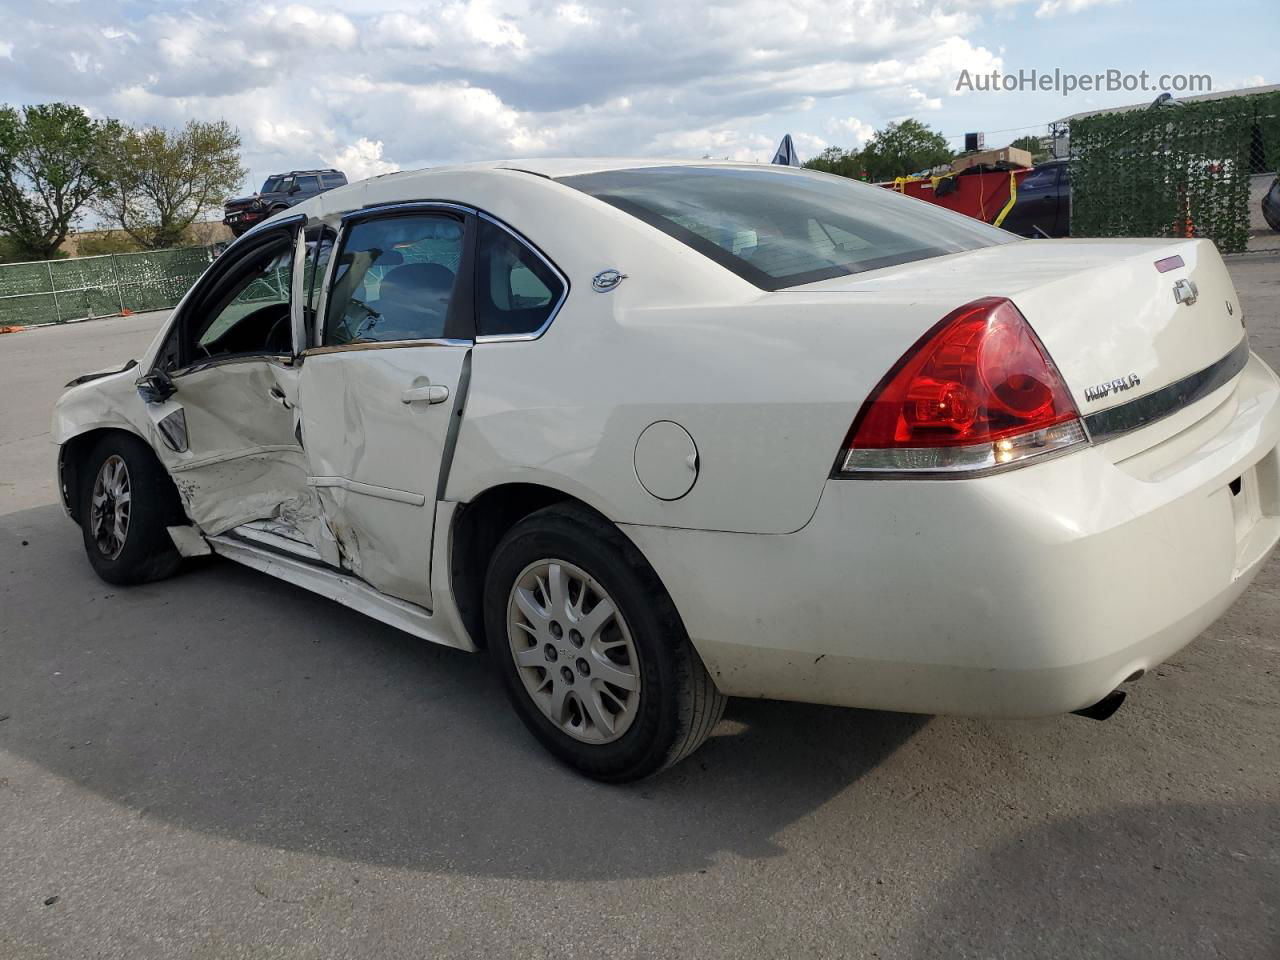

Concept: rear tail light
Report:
left=836, top=297, right=1086, bottom=477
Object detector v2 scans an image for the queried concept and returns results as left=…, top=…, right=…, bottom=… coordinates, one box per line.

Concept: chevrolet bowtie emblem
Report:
left=1173, top=278, right=1199, bottom=306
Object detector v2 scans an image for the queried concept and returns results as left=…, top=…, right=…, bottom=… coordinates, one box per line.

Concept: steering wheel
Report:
left=265, top=312, right=292, bottom=353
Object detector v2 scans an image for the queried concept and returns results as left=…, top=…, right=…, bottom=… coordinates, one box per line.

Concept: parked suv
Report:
left=223, top=169, right=347, bottom=236
left=1001, top=159, right=1070, bottom=238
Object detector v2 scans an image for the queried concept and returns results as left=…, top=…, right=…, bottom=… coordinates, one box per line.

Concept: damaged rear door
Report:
left=138, top=216, right=318, bottom=540
left=297, top=204, right=474, bottom=608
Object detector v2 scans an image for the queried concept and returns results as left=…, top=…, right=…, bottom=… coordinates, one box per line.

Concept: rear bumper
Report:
left=622, top=351, right=1280, bottom=717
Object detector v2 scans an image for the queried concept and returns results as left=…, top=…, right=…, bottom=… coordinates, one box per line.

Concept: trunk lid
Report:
left=789, top=238, right=1246, bottom=427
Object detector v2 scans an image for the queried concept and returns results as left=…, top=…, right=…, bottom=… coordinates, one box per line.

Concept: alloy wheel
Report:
left=91, top=454, right=131, bottom=560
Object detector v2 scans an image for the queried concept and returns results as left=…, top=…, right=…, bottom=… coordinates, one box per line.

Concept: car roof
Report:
left=493, top=157, right=748, bottom=178
left=340, top=158, right=798, bottom=193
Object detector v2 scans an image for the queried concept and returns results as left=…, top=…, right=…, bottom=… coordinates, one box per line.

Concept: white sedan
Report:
left=53, top=160, right=1280, bottom=781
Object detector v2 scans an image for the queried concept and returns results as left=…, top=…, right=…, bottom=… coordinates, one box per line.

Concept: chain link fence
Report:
left=1069, top=90, right=1280, bottom=254
left=0, top=245, right=217, bottom=327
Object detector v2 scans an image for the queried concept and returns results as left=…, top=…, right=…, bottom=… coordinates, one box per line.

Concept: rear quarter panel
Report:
left=446, top=290, right=959, bottom=534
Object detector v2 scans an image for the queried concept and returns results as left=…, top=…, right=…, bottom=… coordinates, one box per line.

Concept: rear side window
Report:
left=322, top=173, right=346, bottom=188
left=324, top=214, right=465, bottom=345
left=1021, top=166, right=1061, bottom=190
left=559, top=165, right=1017, bottom=291
left=476, top=219, right=565, bottom=338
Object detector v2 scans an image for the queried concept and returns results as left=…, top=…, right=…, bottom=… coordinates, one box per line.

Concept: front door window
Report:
left=324, top=215, right=466, bottom=345
left=192, top=241, right=294, bottom=361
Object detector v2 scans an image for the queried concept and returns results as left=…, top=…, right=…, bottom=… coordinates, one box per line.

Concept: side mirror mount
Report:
left=136, top=369, right=177, bottom=404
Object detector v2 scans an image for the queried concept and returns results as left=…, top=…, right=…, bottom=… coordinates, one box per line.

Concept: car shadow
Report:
left=0, top=503, right=927, bottom=881
left=902, top=800, right=1280, bottom=959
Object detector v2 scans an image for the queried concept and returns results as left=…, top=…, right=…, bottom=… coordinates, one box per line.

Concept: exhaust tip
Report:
left=1072, top=689, right=1127, bottom=722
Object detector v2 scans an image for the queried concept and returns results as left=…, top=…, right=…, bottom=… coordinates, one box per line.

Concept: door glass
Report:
left=193, top=242, right=294, bottom=359
left=324, top=215, right=464, bottom=345
left=304, top=229, right=335, bottom=313
left=1021, top=166, right=1059, bottom=191
left=296, top=175, right=320, bottom=193
left=476, top=219, right=564, bottom=337
left=298, top=228, right=336, bottom=350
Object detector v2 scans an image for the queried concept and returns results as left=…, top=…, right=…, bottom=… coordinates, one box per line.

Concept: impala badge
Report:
left=592, top=269, right=628, bottom=292
left=1085, top=373, right=1142, bottom=402
left=1173, top=278, right=1199, bottom=306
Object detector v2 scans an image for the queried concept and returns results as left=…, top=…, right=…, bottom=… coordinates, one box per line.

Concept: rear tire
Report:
left=484, top=504, right=726, bottom=782
left=78, top=433, right=184, bottom=585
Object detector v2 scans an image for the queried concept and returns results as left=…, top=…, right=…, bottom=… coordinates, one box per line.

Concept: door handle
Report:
left=401, top=383, right=450, bottom=404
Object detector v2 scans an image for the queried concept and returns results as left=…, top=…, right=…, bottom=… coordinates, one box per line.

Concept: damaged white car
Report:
left=53, top=161, right=1280, bottom=781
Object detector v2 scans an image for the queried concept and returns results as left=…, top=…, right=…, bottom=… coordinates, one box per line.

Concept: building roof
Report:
left=1059, top=84, right=1280, bottom=123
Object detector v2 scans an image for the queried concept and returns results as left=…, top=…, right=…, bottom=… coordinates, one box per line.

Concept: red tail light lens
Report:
left=837, top=297, right=1086, bottom=476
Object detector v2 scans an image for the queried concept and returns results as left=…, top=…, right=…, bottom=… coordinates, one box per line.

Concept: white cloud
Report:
left=329, top=138, right=401, bottom=179
left=0, top=0, right=1035, bottom=178
left=369, top=13, right=439, bottom=48
left=1034, top=0, right=1118, bottom=17
left=829, top=116, right=875, bottom=147
left=261, top=4, right=359, bottom=48
left=555, top=4, right=595, bottom=26
left=1220, top=74, right=1266, bottom=91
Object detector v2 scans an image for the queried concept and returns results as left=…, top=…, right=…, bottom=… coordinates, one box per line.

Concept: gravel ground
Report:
left=1, top=256, right=1278, bottom=959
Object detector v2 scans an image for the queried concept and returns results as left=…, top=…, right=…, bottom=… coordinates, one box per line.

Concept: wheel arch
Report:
left=448, top=482, right=669, bottom=650
left=58, top=425, right=161, bottom=522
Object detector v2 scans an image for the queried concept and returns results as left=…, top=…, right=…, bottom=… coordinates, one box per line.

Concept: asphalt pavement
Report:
left=1, top=257, right=1278, bottom=959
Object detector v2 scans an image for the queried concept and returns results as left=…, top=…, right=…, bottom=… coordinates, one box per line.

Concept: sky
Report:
left=0, top=0, right=1274, bottom=192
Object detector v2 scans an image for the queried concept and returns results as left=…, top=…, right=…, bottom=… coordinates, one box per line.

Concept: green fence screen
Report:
left=1070, top=91, right=1280, bottom=253
left=0, top=245, right=216, bottom=327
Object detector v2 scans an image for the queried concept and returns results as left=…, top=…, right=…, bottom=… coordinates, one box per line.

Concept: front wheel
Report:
left=484, top=504, right=726, bottom=782
left=78, top=433, right=184, bottom=585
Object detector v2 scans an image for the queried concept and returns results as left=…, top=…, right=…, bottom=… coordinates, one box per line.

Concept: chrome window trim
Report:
left=473, top=210, right=570, bottom=344
left=342, top=200, right=476, bottom=223
left=1084, top=338, right=1251, bottom=444
left=301, top=337, right=470, bottom=357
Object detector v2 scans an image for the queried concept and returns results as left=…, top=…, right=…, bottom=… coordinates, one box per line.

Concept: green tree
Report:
left=1009, top=135, right=1050, bottom=163
left=858, top=119, right=953, bottom=181
left=96, top=119, right=246, bottom=250
left=0, top=103, right=110, bottom=260
left=802, top=146, right=866, bottom=179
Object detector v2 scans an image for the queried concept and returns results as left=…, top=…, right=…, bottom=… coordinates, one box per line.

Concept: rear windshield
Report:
left=558, top=165, right=1018, bottom=290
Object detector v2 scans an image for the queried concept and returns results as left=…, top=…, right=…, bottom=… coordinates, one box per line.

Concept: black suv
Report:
left=1001, top=159, right=1071, bottom=238
left=223, top=169, right=348, bottom=237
